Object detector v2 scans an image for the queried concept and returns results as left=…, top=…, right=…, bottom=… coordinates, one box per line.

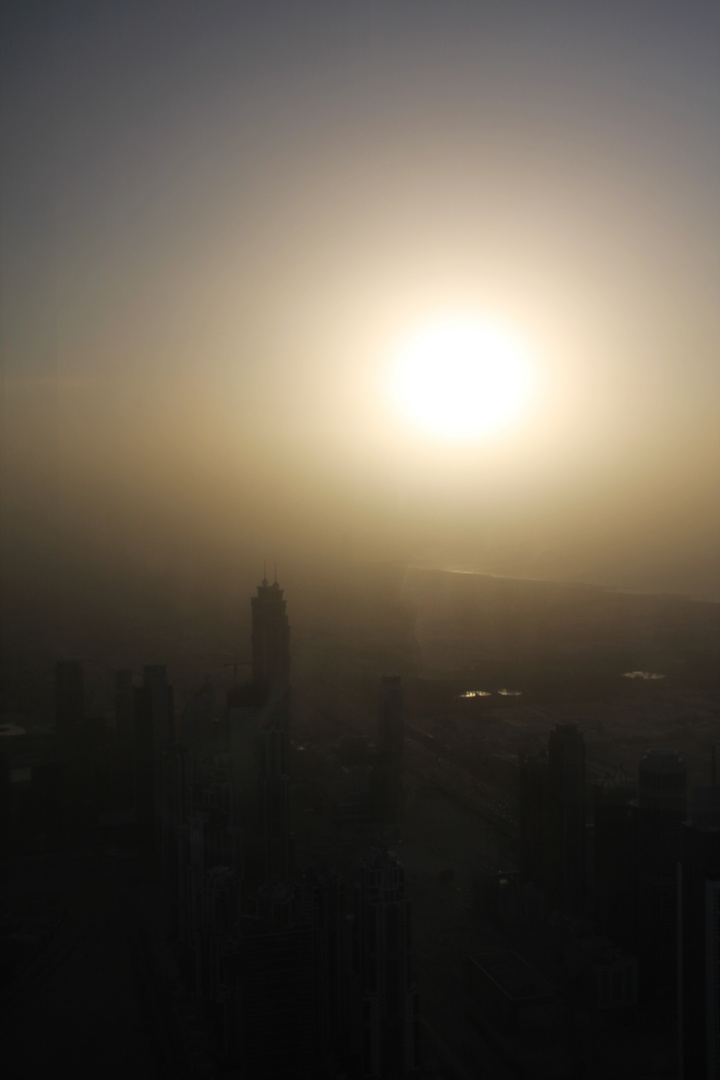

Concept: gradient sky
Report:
left=2, top=1, right=719, bottom=608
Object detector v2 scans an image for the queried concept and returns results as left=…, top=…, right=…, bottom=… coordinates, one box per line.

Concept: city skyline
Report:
left=2, top=9, right=720, bottom=1067
left=6, top=568, right=720, bottom=1077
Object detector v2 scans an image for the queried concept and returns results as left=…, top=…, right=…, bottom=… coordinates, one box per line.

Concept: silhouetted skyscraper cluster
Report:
left=516, top=721, right=720, bottom=1048
left=44, top=572, right=720, bottom=1077
left=119, top=575, right=419, bottom=1078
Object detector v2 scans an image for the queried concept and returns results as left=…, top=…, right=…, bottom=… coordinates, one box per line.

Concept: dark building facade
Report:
left=0, top=749, right=12, bottom=856
left=218, top=889, right=316, bottom=1079
left=518, top=723, right=586, bottom=916
left=251, top=574, right=291, bottom=703
left=518, top=752, right=549, bottom=888
left=255, top=726, right=292, bottom=884
left=114, top=669, right=134, bottom=745
left=593, top=770, right=638, bottom=949
left=678, top=790, right=720, bottom=1080
left=376, top=675, right=404, bottom=823
left=305, top=866, right=346, bottom=1067
left=133, top=665, right=175, bottom=869
left=348, top=846, right=419, bottom=1078
left=546, top=721, right=586, bottom=916
left=55, top=660, right=84, bottom=749
left=637, top=748, right=687, bottom=1002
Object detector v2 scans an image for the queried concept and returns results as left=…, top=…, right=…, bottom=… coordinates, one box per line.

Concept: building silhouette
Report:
left=37, top=757, right=65, bottom=854
left=114, top=669, right=134, bottom=745
left=376, top=675, right=404, bottom=823
left=347, top=845, right=419, bottom=1078
left=332, top=734, right=374, bottom=824
left=518, top=751, right=549, bottom=888
left=305, top=865, right=346, bottom=1069
left=547, top=721, right=586, bottom=915
left=55, top=660, right=84, bottom=750
left=593, top=768, right=638, bottom=949
left=227, top=681, right=266, bottom=855
left=637, top=748, right=687, bottom=1002
left=678, top=787, right=720, bottom=1080
left=147, top=576, right=419, bottom=1077
left=161, top=740, right=192, bottom=927
left=251, top=572, right=291, bottom=706
left=0, top=749, right=12, bottom=856
left=133, top=664, right=175, bottom=869
left=255, top=725, right=292, bottom=884
left=218, top=882, right=316, bottom=1078
left=518, top=722, right=586, bottom=916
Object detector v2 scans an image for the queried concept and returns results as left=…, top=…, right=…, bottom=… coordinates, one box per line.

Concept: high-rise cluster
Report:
left=122, top=574, right=418, bottom=1078
left=517, top=719, right=720, bottom=1061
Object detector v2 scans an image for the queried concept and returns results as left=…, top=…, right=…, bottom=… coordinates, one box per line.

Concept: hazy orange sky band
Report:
left=2, top=1, right=719, bottom=611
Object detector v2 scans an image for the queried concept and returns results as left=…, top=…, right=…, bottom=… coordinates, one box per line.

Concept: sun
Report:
left=389, top=317, right=535, bottom=441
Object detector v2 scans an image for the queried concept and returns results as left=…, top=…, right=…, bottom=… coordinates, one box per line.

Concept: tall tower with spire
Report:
left=251, top=568, right=291, bottom=704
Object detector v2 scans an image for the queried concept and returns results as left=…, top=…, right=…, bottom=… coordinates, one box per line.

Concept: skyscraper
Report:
left=161, top=740, right=192, bottom=919
left=593, top=769, right=638, bottom=949
left=228, top=682, right=266, bottom=826
left=546, top=721, right=586, bottom=915
left=255, top=726, right=291, bottom=884
left=678, top=789, right=720, bottom=1079
left=518, top=752, right=549, bottom=888
left=305, top=865, right=346, bottom=1066
left=251, top=572, right=290, bottom=702
left=637, top=748, right=686, bottom=1002
left=133, top=665, right=175, bottom=869
left=218, top=882, right=316, bottom=1078
left=376, top=675, right=404, bottom=822
left=348, top=846, right=419, bottom=1078
left=55, top=660, right=84, bottom=750
left=114, top=669, right=134, bottom=745
left=378, top=675, right=403, bottom=761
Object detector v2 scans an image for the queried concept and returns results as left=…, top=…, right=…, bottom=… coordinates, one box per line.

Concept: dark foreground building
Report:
left=348, top=846, right=419, bottom=1078
left=546, top=721, right=586, bottom=916
left=376, top=675, right=404, bottom=823
left=218, top=883, right=316, bottom=1078
left=637, top=749, right=686, bottom=1002
left=678, top=789, right=720, bottom=1080
left=55, top=660, right=84, bottom=749
left=251, top=573, right=291, bottom=704
left=594, top=769, right=638, bottom=950
left=518, top=722, right=586, bottom=917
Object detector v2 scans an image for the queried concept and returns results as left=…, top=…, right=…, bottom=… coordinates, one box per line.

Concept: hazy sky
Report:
left=2, top=1, right=719, bottom=606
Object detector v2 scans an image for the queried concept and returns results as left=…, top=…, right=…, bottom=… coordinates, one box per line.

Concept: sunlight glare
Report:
left=390, top=317, right=535, bottom=441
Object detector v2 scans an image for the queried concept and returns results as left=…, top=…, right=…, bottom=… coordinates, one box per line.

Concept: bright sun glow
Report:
left=390, top=317, right=535, bottom=440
